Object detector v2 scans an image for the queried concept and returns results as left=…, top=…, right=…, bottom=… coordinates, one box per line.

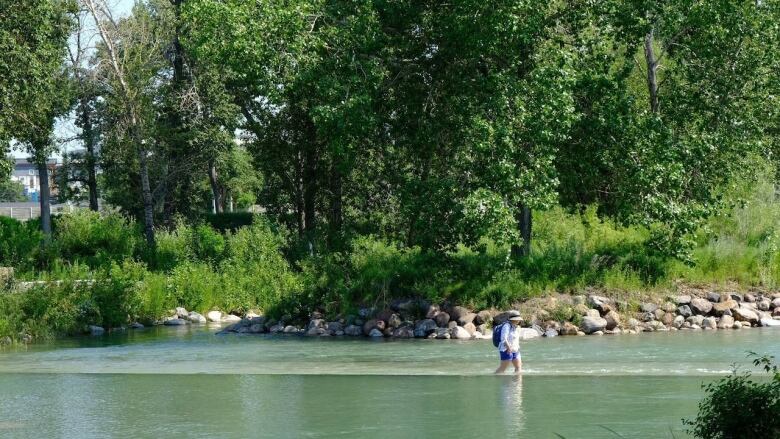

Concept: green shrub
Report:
left=168, top=262, right=220, bottom=313
left=137, top=272, right=170, bottom=323
left=54, top=210, right=139, bottom=268
left=192, top=224, right=225, bottom=263
left=685, top=354, right=780, bottom=439
left=220, top=220, right=300, bottom=313
left=91, top=260, right=147, bottom=329
left=16, top=265, right=96, bottom=338
left=0, top=216, right=42, bottom=270
left=151, top=222, right=195, bottom=271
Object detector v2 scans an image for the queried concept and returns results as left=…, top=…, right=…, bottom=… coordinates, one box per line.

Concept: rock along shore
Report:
left=107, top=289, right=780, bottom=342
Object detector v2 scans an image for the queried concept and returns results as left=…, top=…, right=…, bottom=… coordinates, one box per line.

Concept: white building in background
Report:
left=9, top=158, right=59, bottom=202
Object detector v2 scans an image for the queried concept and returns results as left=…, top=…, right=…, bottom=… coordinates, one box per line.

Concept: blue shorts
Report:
left=499, top=351, right=520, bottom=361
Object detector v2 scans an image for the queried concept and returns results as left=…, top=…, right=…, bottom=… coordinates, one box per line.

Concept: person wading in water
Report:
left=494, top=312, right=523, bottom=374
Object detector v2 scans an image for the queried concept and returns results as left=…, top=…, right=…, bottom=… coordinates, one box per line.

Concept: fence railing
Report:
left=0, top=204, right=81, bottom=221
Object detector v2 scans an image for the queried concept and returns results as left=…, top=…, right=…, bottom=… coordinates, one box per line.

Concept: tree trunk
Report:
left=644, top=29, right=660, bottom=114
left=80, top=98, right=99, bottom=211
left=208, top=159, right=222, bottom=214
left=37, top=160, right=52, bottom=240
left=303, top=145, right=317, bottom=235
left=328, top=163, right=343, bottom=244
left=133, top=125, right=155, bottom=247
left=511, top=204, right=532, bottom=258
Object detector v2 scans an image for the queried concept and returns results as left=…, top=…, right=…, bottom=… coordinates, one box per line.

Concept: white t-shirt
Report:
left=498, top=323, right=521, bottom=352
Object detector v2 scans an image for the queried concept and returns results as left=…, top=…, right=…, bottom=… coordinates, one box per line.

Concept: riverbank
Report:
left=76, top=287, right=779, bottom=343
left=3, top=276, right=779, bottom=347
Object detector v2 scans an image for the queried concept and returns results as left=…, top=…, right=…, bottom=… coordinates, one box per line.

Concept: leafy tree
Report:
left=84, top=0, right=169, bottom=245
left=1, top=0, right=75, bottom=238
left=0, top=178, right=26, bottom=202
left=558, top=0, right=780, bottom=258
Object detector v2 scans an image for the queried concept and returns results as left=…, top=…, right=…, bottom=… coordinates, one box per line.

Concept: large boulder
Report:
left=450, top=326, right=472, bottom=340
left=560, top=322, right=579, bottom=335
left=687, top=315, right=705, bottom=327
left=677, top=305, right=692, bottom=318
left=653, top=309, right=666, bottom=321
left=164, top=318, right=187, bottom=326
left=88, top=325, right=105, bottom=336
left=368, top=328, right=384, bottom=337
left=690, top=298, right=713, bottom=315
left=344, top=325, right=362, bottom=336
left=729, top=293, right=743, bottom=302
left=392, top=326, right=415, bottom=338
left=640, top=303, right=659, bottom=313
left=387, top=314, right=402, bottom=329
left=414, top=319, right=438, bottom=337
left=744, top=293, right=756, bottom=303
left=587, top=295, right=612, bottom=314
left=772, top=297, right=780, bottom=309
left=580, top=316, right=607, bottom=334
left=326, top=321, right=344, bottom=334
left=434, top=312, right=450, bottom=327
left=673, top=315, right=685, bottom=329
left=462, top=322, right=477, bottom=336
left=585, top=309, right=601, bottom=319
left=283, top=325, right=300, bottom=333
left=676, top=295, right=692, bottom=305
left=474, top=310, right=496, bottom=325
left=734, top=307, right=759, bottom=324
left=269, top=323, right=284, bottom=334
left=662, top=302, right=677, bottom=313
left=307, top=319, right=326, bottom=331
left=712, top=300, right=738, bottom=316
left=758, top=299, right=772, bottom=312
left=457, top=312, right=477, bottom=326
left=518, top=327, right=543, bottom=340
left=603, top=310, right=621, bottom=330
left=175, top=307, right=189, bottom=319
left=434, top=328, right=451, bottom=339
left=717, top=315, right=735, bottom=329
left=186, top=312, right=207, bottom=324
left=661, top=313, right=675, bottom=326
left=222, top=314, right=242, bottom=323
left=363, top=319, right=385, bottom=335
left=706, top=292, right=721, bottom=303
left=206, top=311, right=222, bottom=322
left=425, top=304, right=440, bottom=319
left=760, top=318, right=780, bottom=327
left=701, top=317, right=717, bottom=330
left=375, top=308, right=395, bottom=322
left=449, top=306, right=472, bottom=322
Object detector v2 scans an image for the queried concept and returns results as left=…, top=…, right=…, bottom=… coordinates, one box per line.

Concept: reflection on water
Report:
left=501, top=374, right=525, bottom=434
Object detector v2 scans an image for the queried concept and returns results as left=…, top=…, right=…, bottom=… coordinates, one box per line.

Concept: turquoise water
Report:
left=0, top=326, right=777, bottom=438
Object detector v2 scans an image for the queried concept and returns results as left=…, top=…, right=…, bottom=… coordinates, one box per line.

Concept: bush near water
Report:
left=2, top=174, right=780, bottom=343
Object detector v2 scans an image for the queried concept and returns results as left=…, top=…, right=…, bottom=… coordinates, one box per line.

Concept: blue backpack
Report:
left=492, top=322, right=507, bottom=347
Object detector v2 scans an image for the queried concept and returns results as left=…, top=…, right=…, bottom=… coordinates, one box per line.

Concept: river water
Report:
left=0, top=326, right=777, bottom=438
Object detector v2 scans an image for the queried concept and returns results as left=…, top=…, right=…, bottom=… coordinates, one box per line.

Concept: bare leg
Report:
left=495, top=360, right=511, bottom=374
left=512, top=358, right=522, bottom=374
